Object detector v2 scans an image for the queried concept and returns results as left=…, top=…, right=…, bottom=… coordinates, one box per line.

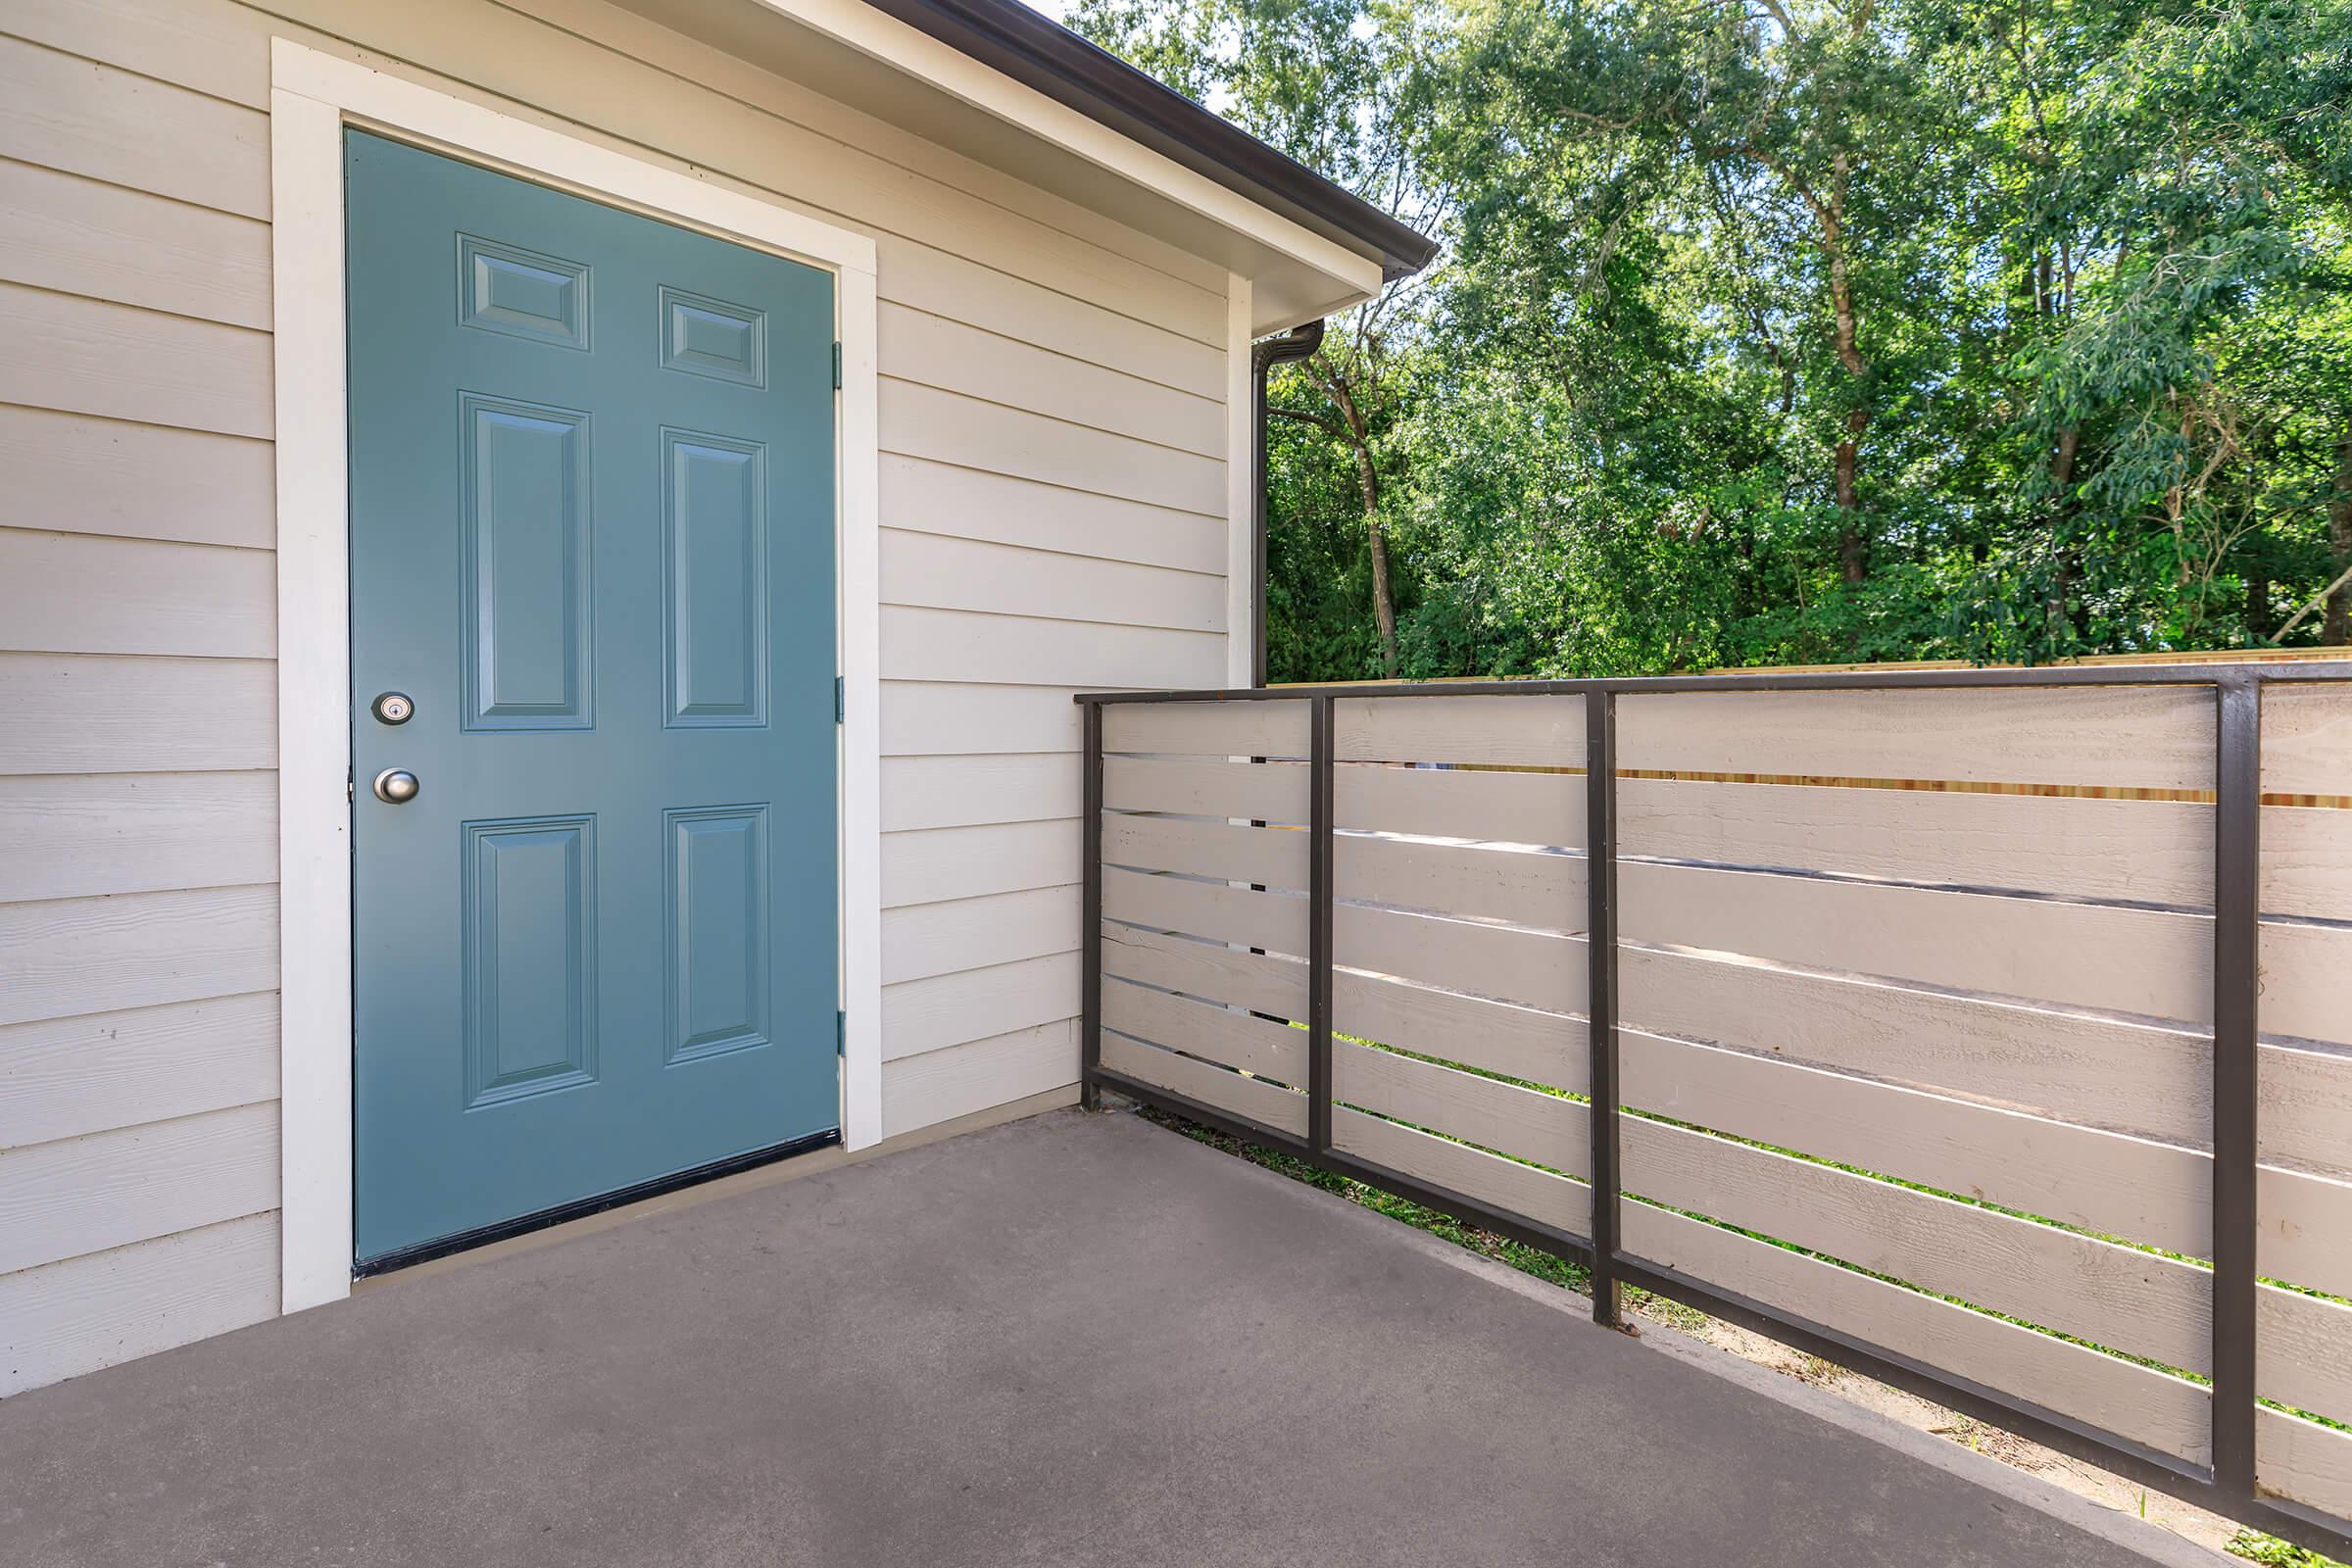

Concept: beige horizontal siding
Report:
left=880, top=1020, right=1078, bottom=1140
left=0, top=1101, right=278, bottom=1276
left=879, top=885, right=1079, bottom=987
left=0, top=36, right=269, bottom=220
left=0, top=771, right=276, bottom=901
left=0, top=994, right=278, bottom=1151
left=881, top=953, right=1080, bottom=1061
left=0, top=1211, right=278, bottom=1398
left=0, top=0, right=1244, bottom=1394
left=0, top=529, right=273, bottom=659
left=0, top=406, right=274, bottom=549
left=0, top=157, right=271, bottom=329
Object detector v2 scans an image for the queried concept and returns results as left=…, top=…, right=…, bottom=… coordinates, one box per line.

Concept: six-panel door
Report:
left=347, top=131, right=839, bottom=1265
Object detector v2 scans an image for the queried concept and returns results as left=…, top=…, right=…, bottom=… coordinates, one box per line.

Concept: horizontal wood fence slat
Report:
left=1619, top=775, right=2212, bottom=906
left=1333, top=763, right=1584, bottom=846
left=2258, top=1285, right=2352, bottom=1423
left=2262, top=1043, right=2352, bottom=1177
left=1102, top=814, right=1309, bottom=891
left=1335, top=835, right=1586, bottom=932
left=2259, top=920, right=2352, bottom=1047
left=1620, top=1115, right=2212, bottom=1373
left=1102, top=866, right=1307, bottom=956
left=1618, top=685, right=2216, bottom=790
left=1333, top=902, right=1585, bottom=1015
left=1620, top=945, right=2211, bottom=1148
left=1620, top=859, right=2213, bottom=1024
left=1102, top=756, right=1306, bottom=824
left=2262, top=687, right=2352, bottom=797
left=1621, top=1202, right=2210, bottom=1466
left=2261, top=806, right=2352, bottom=919
left=1099, top=1031, right=1305, bottom=1137
left=1620, top=1032, right=2210, bottom=1256
left=1332, top=1104, right=1591, bottom=1235
left=1102, top=980, right=1306, bottom=1085
left=1333, top=1041, right=1585, bottom=1175
left=1101, top=923, right=1305, bottom=1019
left=1332, top=968, right=1585, bottom=1093
left=2259, top=1408, right=2352, bottom=1522
left=1336, top=694, right=1586, bottom=767
left=1103, top=699, right=1309, bottom=759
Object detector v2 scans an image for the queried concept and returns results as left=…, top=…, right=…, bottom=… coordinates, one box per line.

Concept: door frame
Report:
left=269, top=38, right=883, bottom=1314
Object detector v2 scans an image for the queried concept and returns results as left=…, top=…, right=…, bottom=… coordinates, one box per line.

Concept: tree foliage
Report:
left=1069, top=0, right=2352, bottom=678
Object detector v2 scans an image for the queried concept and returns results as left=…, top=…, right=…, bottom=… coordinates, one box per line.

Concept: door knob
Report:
left=372, top=768, right=420, bottom=805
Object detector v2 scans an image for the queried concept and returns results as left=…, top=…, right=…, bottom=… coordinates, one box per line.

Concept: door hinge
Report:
left=834, top=674, right=845, bottom=723
left=836, top=1010, right=848, bottom=1056
left=831, top=341, right=843, bottom=389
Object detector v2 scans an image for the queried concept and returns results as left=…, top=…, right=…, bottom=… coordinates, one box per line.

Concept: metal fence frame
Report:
left=1077, top=661, right=2352, bottom=1559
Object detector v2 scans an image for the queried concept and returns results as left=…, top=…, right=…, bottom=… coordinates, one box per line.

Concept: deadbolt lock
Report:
left=372, top=691, right=415, bottom=725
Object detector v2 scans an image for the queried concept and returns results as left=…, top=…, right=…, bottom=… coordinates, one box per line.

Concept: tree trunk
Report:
left=1823, top=172, right=1869, bottom=586
left=1328, top=377, right=1400, bottom=678
left=1353, top=441, right=1400, bottom=678
left=1836, top=407, right=1868, bottom=583
left=2326, top=421, right=2352, bottom=646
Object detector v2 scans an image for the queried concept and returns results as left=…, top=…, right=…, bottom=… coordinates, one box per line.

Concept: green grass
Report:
left=2228, top=1529, right=2348, bottom=1567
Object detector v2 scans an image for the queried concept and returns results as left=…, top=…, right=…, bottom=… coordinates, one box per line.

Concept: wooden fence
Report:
left=1077, top=663, right=2352, bottom=1558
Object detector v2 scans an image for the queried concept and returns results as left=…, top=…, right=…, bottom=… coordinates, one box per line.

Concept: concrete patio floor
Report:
left=0, top=1107, right=2205, bottom=1567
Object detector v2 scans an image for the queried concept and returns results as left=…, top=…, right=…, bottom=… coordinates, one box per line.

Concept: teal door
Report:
left=347, top=132, right=840, bottom=1266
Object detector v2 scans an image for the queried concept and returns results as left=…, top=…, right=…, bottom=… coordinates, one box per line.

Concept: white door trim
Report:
left=270, top=37, right=884, bottom=1315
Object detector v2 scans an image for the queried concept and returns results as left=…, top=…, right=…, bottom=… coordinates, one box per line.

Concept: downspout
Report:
left=1250, top=319, right=1326, bottom=687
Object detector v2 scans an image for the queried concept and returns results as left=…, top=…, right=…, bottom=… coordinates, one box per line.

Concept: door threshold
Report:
left=354, top=1127, right=843, bottom=1279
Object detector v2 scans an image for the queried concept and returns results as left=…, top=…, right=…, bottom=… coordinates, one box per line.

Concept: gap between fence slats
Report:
left=1619, top=1115, right=2212, bottom=1373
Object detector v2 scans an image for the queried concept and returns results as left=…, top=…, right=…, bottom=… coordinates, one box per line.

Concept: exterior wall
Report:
left=0, top=0, right=1234, bottom=1394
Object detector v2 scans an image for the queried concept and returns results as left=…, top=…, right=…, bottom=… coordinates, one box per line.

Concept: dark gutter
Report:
left=1251, top=319, right=1324, bottom=687
left=856, top=0, right=1439, bottom=280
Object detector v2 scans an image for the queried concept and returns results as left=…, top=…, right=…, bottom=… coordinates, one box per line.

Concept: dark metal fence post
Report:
left=1586, top=690, right=1622, bottom=1328
left=1079, top=700, right=1103, bottom=1112
left=1308, top=695, right=1335, bottom=1154
left=2212, top=673, right=2261, bottom=1497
